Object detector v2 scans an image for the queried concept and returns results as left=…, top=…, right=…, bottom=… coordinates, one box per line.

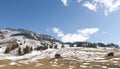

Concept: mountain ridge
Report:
left=0, top=28, right=62, bottom=55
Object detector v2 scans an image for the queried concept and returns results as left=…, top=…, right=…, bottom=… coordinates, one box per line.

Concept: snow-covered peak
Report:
left=0, top=28, right=21, bottom=37
left=0, top=28, right=57, bottom=41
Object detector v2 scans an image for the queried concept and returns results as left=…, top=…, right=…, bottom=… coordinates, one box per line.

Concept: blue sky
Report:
left=0, top=0, right=120, bottom=44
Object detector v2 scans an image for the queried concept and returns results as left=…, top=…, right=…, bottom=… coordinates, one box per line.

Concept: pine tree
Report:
left=54, top=45, right=57, bottom=49
left=61, top=45, right=64, bottom=48
left=4, top=47, right=10, bottom=53
left=23, top=46, right=30, bottom=54
left=30, top=47, right=33, bottom=52
left=18, top=47, right=22, bottom=55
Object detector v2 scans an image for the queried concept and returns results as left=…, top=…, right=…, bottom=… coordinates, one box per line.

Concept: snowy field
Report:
left=0, top=47, right=120, bottom=69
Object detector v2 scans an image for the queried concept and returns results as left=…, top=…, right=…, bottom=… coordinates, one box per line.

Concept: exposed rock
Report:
left=107, top=52, right=114, bottom=56
left=55, top=54, right=61, bottom=58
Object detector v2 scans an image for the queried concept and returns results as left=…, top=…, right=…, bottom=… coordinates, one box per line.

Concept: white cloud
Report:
left=52, top=27, right=99, bottom=42
left=103, top=0, right=120, bottom=16
left=93, top=0, right=120, bottom=16
left=83, top=0, right=120, bottom=16
left=61, top=0, right=68, bottom=6
left=61, top=33, right=88, bottom=42
left=83, top=1, right=97, bottom=11
left=53, top=27, right=64, bottom=37
left=77, top=28, right=99, bottom=36
left=60, top=0, right=82, bottom=6
left=60, top=0, right=120, bottom=16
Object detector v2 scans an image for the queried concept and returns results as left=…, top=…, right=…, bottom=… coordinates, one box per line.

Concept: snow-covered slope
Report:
left=0, top=28, right=56, bottom=40
left=0, top=28, right=62, bottom=55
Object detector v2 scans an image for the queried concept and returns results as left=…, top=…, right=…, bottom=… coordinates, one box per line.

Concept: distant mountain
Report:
left=0, top=28, right=58, bottom=41
left=0, top=28, right=62, bottom=55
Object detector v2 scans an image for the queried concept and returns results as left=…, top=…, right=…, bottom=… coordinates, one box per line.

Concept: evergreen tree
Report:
left=30, top=47, right=33, bottom=52
left=61, top=45, right=64, bottom=48
left=18, top=47, right=22, bottom=55
left=4, top=47, right=10, bottom=53
left=11, top=43, right=19, bottom=50
left=54, top=45, right=58, bottom=49
left=50, top=45, right=53, bottom=48
left=23, top=46, right=30, bottom=54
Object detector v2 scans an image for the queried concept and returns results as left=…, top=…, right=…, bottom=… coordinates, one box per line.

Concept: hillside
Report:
left=0, top=28, right=120, bottom=69
left=0, top=28, right=61, bottom=55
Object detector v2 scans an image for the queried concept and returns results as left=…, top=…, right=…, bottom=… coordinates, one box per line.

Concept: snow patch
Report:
left=102, top=66, right=108, bottom=68
left=51, top=64, right=60, bottom=67
left=83, top=63, right=90, bottom=65
left=94, top=60, right=109, bottom=62
left=10, top=62, right=17, bottom=65
left=80, top=65, right=87, bottom=68
left=108, top=68, right=120, bottom=69
left=111, top=58, right=120, bottom=61
left=35, top=63, right=44, bottom=67
left=68, top=65, right=74, bottom=69
left=0, top=47, right=6, bottom=54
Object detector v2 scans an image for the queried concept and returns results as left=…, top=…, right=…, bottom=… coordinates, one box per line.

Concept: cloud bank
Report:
left=53, top=27, right=99, bottom=42
left=83, top=1, right=97, bottom=11
left=60, top=0, right=120, bottom=16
